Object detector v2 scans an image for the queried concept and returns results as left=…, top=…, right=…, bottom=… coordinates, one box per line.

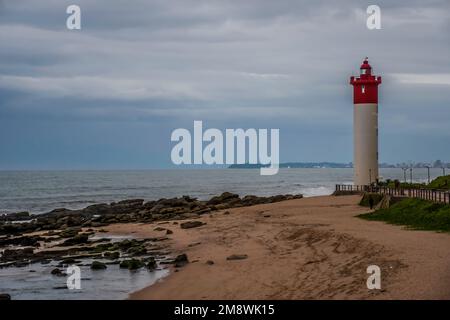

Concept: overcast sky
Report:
left=1, top=0, right=449, bottom=169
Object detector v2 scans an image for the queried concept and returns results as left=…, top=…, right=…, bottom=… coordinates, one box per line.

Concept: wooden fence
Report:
left=335, top=184, right=450, bottom=205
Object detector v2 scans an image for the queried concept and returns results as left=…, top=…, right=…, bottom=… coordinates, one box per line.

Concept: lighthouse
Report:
left=350, top=58, right=382, bottom=186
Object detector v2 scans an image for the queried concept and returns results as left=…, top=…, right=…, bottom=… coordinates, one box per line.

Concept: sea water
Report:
left=0, top=168, right=439, bottom=215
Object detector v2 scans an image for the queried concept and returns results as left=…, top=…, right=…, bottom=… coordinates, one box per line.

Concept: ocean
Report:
left=0, top=168, right=440, bottom=215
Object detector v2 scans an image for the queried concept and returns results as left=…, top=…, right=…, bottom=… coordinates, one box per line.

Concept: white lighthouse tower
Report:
left=350, top=58, right=382, bottom=186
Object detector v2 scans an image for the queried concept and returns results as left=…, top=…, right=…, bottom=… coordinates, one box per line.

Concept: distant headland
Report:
left=228, top=160, right=450, bottom=169
left=228, top=162, right=352, bottom=169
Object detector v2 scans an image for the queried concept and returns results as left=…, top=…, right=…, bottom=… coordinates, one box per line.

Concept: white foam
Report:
left=299, top=186, right=335, bottom=197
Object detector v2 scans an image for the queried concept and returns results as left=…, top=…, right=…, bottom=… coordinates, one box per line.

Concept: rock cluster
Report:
left=0, top=192, right=301, bottom=276
left=0, top=237, right=164, bottom=268
left=0, top=192, right=302, bottom=236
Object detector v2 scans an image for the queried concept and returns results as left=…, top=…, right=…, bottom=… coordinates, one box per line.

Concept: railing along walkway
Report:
left=335, top=184, right=450, bottom=205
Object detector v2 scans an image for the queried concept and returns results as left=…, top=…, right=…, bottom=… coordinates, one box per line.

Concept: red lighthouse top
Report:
left=350, top=57, right=381, bottom=104
left=360, top=58, right=372, bottom=71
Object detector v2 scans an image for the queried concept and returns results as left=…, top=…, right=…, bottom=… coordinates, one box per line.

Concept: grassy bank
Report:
left=428, top=175, right=450, bottom=189
left=358, top=198, right=450, bottom=232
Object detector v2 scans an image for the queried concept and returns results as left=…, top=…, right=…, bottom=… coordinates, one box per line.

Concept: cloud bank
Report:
left=0, top=0, right=449, bottom=168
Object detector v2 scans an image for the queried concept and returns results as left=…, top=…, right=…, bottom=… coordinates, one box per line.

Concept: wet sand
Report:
left=104, top=195, right=450, bottom=300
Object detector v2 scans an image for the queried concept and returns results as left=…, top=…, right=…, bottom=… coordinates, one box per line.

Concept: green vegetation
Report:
left=358, top=198, right=450, bottom=233
left=380, top=179, right=425, bottom=189
left=428, top=175, right=450, bottom=190
left=120, top=258, right=144, bottom=270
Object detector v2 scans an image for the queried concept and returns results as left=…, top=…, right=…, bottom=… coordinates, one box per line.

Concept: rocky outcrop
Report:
left=146, top=257, right=157, bottom=270
left=174, top=254, right=189, bottom=268
left=0, top=235, right=43, bottom=247
left=0, top=211, right=30, bottom=222
left=0, top=293, right=11, bottom=300
left=60, top=234, right=89, bottom=246
left=180, top=221, right=205, bottom=229
left=0, top=237, right=158, bottom=267
left=120, top=258, right=144, bottom=270
left=0, top=192, right=303, bottom=236
left=226, top=254, right=248, bottom=260
left=90, top=261, right=107, bottom=270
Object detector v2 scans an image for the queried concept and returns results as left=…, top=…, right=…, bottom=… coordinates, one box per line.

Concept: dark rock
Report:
left=13, top=261, right=29, bottom=267
left=188, top=242, right=201, bottom=247
left=127, top=246, right=147, bottom=256
left=226, top=254, right=248, bottom=261
left=50, top=208, right=69, bottom=214
left=59, top=228, right=81, bottom=238
left=60, top=258, right=80, bottom=265
left=89, top=242, right=114, bottom=254
left=60, top=234, right=89, bottom=246
left=90, top=261, right=107, bottom=270
left=0, top=211, right=30, bottom=222
left=182, top=195, right=197, bottom=202
left=174, top=253, right=188, bottom=267
left=269, top=195, right=289, bottom=203
left=0, top=235, right=42, bottom=247
left=120, top=259, right=144, bottom=270
left=0, top=293, right=11, bottom=300
left=154, top=227, right=165, bottom=231
left=83, top=203, right=111, bottom=215
left=223, top=211, right=230, bottom=215
left=90, top=238, right=110, bottom=244
left=1, top=248, right=34, bottom=262
left=42, top=230, right=60, bottom=236
left=146, top=257, right=157, bottom=270
left=165, top=229, right=173, bottom=235
left=103, top=251, right=120, bottom=259
left=180, top=221, right=205, bottom=229
left=207, top=192, right=240, bottom=205
left=143, top=200, right=156, bottom=209
left=117, top=199, right=144, bottom=205
left=51, top=268, right=63, bottom=275
left=193, top=208, right=211, bottom=215
left=206, top=260, right=214, bottom=265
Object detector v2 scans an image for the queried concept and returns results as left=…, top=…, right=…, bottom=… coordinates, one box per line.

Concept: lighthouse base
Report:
left=354, top=103, right=378, bottom=186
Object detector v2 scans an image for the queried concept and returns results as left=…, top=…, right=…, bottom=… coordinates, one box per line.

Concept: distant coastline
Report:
left=229, top=161, right=449, bottom=169
left=228, top=162, right=352, bottom=169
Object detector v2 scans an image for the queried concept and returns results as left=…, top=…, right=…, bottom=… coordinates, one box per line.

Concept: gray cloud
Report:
left=0, top=0, right=449, bottom=168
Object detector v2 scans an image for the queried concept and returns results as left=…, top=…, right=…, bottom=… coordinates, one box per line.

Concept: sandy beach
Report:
left=102, top=195, right=450, bottom=300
